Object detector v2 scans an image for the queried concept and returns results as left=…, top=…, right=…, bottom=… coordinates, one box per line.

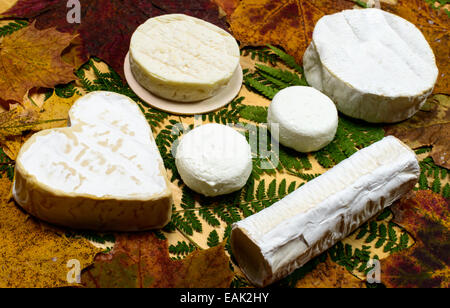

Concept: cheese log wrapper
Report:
left=231, top=136, right=419, bottom=287
left=13, top=91, right=173, bottom=231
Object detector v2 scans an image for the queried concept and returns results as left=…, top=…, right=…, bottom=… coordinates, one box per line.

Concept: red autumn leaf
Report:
left=81, top=233, right=234, bottom=288
left=4, top=0, right=228, bottom=78
left=381, top=190, right=450, bottom=288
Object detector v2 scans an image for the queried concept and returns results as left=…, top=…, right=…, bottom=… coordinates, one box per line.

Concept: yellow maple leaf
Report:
left=0, top=21, right=76, bottom=103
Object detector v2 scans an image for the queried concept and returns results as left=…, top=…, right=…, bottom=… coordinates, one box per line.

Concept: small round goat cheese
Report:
left=130, top=14, right=240, bottom=102
left=175, top=123, right=252, bottom=197
left=267, top=86, right=338, bottom=153
left=303, top=8, right=438, bottom=123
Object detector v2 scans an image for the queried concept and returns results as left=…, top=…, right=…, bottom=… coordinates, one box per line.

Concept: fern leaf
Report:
left=267, top=45, right=304, bottom=74
left=207, top=230, right=220, bottom=248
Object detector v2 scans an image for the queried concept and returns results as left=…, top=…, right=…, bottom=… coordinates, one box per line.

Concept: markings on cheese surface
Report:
left=129, top=14, right=240, bottom=102
left=13, top=91, right=173, bottom=231
left=17, top=92, right=168, bottom=197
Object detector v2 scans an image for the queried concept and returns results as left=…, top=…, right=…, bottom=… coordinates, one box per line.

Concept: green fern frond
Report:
left=267, top=45, right=304, bottom=74
left=169, top=241, right=196, bottom=256
left=243, top=74, right=278, bottom=100
left=207, top=230, right=220, bottom=248
left=0, top=148, right=14, bottom=181
left=241, top=46, right=279, bottom=65
left=0, top=20, right=28, bottom=37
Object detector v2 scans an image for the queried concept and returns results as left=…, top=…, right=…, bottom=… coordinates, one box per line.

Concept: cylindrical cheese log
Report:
left=231, top=136, right=419, bottom=287
left=130, top=14, right=240, bottom=102
left=303, top=9, right=438, bottom=123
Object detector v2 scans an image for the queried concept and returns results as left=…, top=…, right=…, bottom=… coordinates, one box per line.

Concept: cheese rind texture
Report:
left=130, top=14, right=240, bottom=102
left=231, top=136, right=420, bottom=287
left=267, top=86, right=338, bottom=153
left=13, top=91, right=173, bottom=231
left=303, top=8, right=438, bottom=123
left=175, top=123, right=252, bottom=197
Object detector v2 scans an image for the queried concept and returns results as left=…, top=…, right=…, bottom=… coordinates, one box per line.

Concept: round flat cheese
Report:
left=130, top=14, right=240, bottom=102
left=13, top=91, right=173, bottom=231
left=303, top=8, right=438, bottom=123
left=175, top=123, right=252, bottom=197
left=267, top=86, right=338, bottom=153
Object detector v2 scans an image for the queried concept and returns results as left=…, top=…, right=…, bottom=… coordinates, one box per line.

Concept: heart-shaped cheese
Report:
left=13, top=91, right=173, bottom=231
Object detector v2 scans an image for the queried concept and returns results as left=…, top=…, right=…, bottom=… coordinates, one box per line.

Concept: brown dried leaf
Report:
left=385, top=94, right=450, bottom=169
left=295, top=257, right=365, bottom=288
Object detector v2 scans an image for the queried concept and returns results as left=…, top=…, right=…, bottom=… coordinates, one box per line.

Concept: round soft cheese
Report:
left=129, top=14, right=240, bottom=102
left=175, top=123, right=252, bottom=197
left=267, top=86, right=338, bottom=153
left=303, top=8, right=438, bottom=123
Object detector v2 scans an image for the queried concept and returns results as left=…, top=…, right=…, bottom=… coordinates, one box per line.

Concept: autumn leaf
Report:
left=385, top=94, right=450, bottom=169
left=0, top=105, right=38, bottom=140
left=229, top=0, right=354, bottom=66
left=4, top=0, right=228, bottom=78
left=0, top=0, right=17, bottom=14
left=0, top=176, right=101, bottom=288
left=295, top=256, right=366, bottom=288
left=0, top=92, right=80, bottom=140
left=82, top=233, right=234, bottom=288
left=383, top=0, right=450, bottom=94
left=381, top=190, right=449, bottom=288
left=0, top=22, right=76, bottom=104
left=213, top=0, right=240, bottom=16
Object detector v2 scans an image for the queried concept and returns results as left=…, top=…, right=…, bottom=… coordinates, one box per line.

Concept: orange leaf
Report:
left=82, top=233, right=235, bottom=288
left=0, top=21, right=76, bottom=103
left=229, top=0, right=354, bottom=65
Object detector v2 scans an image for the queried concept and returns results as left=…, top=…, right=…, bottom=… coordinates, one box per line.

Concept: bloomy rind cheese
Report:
left=267, top=86, right=338, bottom=153
left=175, top=123, right=252, bottom=197
left=129, top=14, right=240, bottom=102
left=303, top=9, right=438, bottom=123
left=13, top=92, right=173, bottom=231
left=231, top=136, right=420, bottom=287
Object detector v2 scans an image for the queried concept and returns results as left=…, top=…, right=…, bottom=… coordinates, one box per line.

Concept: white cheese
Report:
left=175, top=123, right=252, bottom=197
left=13, top=91, right=173, bottom=231
left=267, top=86, right=338, bottom=153
left=231, top=136, right=419, bottom=287
left=129, top=14, right=240, bottom=102
left=303, top=8, right=438, bottom=123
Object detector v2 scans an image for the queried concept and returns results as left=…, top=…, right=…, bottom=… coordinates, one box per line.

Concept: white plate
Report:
left=124, top=52, right=243, bottom=115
